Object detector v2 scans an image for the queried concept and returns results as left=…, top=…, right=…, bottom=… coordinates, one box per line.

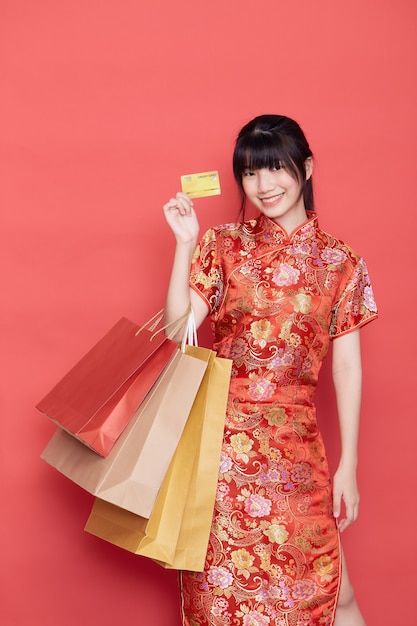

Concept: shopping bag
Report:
left=162, top=346, right=232, bottom=571
left=36, top=313, right=179, bottom=456
left=84, top=347, right=232, bottom=571
left=41, top=344, right=209, bottom=517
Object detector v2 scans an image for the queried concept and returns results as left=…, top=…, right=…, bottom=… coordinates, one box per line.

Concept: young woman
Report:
left=163, top=115, right=377, bottom=626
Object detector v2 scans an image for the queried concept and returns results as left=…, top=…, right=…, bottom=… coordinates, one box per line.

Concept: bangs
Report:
left=233, top=132, right=300, bottom=181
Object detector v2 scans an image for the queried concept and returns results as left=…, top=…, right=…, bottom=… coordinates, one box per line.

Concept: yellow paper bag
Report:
left=161, top=348, right=232, bottom=571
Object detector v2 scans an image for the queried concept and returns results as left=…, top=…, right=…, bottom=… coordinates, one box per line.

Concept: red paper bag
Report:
left=41, top=345, right=209, bottom=517
left=36, top=315, right=177, bottom=456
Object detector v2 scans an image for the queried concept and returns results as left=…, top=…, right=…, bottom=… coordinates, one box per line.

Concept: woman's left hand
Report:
left=332, top=465, right=360, bottom=532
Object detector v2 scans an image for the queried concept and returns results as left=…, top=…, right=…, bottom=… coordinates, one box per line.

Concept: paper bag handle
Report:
left=181, top=308, right=198, bottom=351
left=135, top=306, right=195, bottom=345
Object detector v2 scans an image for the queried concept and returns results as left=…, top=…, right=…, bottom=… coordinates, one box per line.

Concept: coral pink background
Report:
left=1, top=1, right=416, bottom=623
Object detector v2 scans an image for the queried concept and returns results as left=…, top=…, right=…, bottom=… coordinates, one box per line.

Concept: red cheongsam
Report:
left=180, top=213, right=378, bottom=626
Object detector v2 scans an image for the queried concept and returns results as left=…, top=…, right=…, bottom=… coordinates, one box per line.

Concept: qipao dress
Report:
left=180, top=213, right=377, bottom=626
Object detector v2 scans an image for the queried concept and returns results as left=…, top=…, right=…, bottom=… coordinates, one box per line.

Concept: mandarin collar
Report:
left=254, top=212, right=318, bottom=246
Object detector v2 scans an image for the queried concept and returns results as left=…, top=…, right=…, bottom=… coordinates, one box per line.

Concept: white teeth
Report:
left=262, top=193, right=283, bottom=204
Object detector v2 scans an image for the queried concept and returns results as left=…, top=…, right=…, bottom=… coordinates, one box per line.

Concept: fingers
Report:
left=163, top=192, right=194, bottom=217
left=334, top=493, right=360, bottom=533
left=340, top=497, right=360, bottom=532
left=332, top=488, right=341, bottom=523
left=162, top=192, right=200, bottom=245
left=332, top=471, right=360, bottom=533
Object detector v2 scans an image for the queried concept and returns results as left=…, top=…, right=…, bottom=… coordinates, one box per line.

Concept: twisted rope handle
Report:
left=135, top=306, right=195, bottom=347
left=135, top=309, right=165, bottom=335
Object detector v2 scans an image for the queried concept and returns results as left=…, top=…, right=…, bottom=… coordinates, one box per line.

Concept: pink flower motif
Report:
left=291, top=462, right=312, bottom=484
left=207, top=566, right=233, bottom=589
left=321, top=247, right=347, bottom=265
left=243, top=610, right=270, bottom=626
left=291, top=242, right=310, bottom=255
left=271, top=353, right=294, bottom=368
left=272, top=262, right=300, bottom=286
left=248, top=377, right=276, bottom=401
left=219, top=451, right=233, bottom=473
left=244, top=493, right=272, bottom=518
left=210, top=597, right=229, bottom=617
left=292, top=579, right=317, bottom=600
left=258, top=468, right=281, bottom=484
left=364, top=285, right=377, bottom=312
left=267, top=585, right=282, bottom=598
left=216, top=482, right=230, bottom=501
left=258, top=471, right=269, bottom=484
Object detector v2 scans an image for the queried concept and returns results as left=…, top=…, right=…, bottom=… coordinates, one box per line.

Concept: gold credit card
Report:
left=180, top=170, right=221, bottom=198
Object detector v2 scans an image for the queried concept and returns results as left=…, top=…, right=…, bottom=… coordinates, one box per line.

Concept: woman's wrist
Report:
left=175, top=236, right=198, bottom=251
left=337, top=456, right=358, bottom=472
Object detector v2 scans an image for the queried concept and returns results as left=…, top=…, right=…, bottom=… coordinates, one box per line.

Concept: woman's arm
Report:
left=331, top=329, right=362, bottom=532
left=162, top=192, right=209, bottom=340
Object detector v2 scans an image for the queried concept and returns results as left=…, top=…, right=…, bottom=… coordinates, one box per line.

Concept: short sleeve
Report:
left=189, top=228, right=224, bottom=314
left=329, top=256, right=378, bottom=338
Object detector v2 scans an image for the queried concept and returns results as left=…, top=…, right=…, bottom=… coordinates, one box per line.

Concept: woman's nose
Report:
left=257, top=170, right=275, bottom=193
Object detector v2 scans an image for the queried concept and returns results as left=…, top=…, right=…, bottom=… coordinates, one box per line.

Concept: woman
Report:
left=163, top=115, right=377, bottom=625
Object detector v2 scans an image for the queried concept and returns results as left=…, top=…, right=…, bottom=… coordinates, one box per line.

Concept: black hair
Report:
left=232, top=114, right=314, bottom=219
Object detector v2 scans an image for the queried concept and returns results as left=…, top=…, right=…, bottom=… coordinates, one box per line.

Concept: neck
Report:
left=272, top=207, right=308, bottom=235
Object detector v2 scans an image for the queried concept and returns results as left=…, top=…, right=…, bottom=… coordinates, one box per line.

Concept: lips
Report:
left=260, top=193, right=284, bottom=207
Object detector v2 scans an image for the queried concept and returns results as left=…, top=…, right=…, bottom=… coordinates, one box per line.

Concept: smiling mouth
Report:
left=260, top=193, right=284, bottom=206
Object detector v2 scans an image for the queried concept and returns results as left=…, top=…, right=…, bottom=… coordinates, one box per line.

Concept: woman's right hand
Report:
left=163, top=192, right=200, bottom=245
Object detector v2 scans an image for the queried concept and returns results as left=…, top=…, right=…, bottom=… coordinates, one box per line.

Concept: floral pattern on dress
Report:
left=182, top=213, right=377, bottom=626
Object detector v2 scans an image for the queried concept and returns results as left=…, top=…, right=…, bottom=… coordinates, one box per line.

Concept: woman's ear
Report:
left=305, top=157, right=313, bottom=180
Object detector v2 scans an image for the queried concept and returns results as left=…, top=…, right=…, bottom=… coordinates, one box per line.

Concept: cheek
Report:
left=281, top=172, right=302, bottom=195
left=242, top=178, right=255, bottom=197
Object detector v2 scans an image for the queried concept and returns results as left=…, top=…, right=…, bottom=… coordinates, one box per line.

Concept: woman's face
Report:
left=241, top=159, right=312, bottom=233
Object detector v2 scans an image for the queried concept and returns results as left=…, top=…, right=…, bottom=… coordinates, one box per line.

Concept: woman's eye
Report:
left=271, top=164, right=283, bottom=171
left=243, top=170, right=255, bottom=177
